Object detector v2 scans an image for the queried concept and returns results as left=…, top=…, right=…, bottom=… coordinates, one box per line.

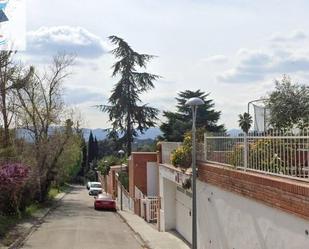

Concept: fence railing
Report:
left=145, top=196, right=160, bottom=223
left=134, top=186, right=159, bottom=223
left=117, top=181, right=134, bottom=212
left=202, top=129, right=309, bottom=181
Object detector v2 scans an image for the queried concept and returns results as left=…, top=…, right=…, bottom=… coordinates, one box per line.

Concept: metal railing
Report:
left=202, top=129, right=309, bottom=181
left=145, top=196, right=160, bottom=223
left=134, top=186, right=159, bottom=223
left=117, top=181, right=134, bottom=211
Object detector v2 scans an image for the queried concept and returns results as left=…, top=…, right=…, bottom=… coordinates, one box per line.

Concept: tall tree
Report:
left=266, top=75, right=309, bottom=129
left=78, top=135, right=87, bottom=177
left=87, top=131, right=95, bottom=164
left=238, top=112, right=252, bottom=134
left=15, top=54, right=74, bottom=201
left=94, top=137, right=98, bottom=159
left=160, top=90, right=224, bottom=141
left=99, top=36, right=159, bottom=155
left=0, top=51, right=33, bottom=153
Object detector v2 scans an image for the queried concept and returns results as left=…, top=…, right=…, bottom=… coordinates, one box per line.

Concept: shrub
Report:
left=118, top=171, right=129, bottom=191
left=0, top=163, right=30, bottom=216
left=171, top=135, right=192, bottom=169
left=85, top=169, right=97, bottom=182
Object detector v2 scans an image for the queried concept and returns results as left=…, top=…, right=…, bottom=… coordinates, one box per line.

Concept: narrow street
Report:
left=20, top=186, right=143, bottom=249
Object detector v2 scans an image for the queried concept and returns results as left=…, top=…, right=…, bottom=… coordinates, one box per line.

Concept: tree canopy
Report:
left=266, top=75, right=309, bottom=129
left=160, top=90, right=224, bottom=141
left=99, top=36, right=159, bottom=155
left=238, top=112, right=252, bottom=134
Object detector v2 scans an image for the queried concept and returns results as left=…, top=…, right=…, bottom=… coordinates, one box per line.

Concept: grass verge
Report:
left=0, top=215, right=19, bottom=239
left=0, top=184, right=70, bottom=245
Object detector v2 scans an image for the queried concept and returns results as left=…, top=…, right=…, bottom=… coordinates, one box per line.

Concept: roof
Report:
left=159, top=163, right=192, bottom=176
left=110, top=164, right=128, bottom=170
left=131, top=152, right=157, bottom=155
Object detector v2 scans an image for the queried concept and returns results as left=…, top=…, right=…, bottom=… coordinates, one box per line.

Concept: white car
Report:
left=88, top=182, right=103, bottom=196
left=86, top=181, right=93, bottom=190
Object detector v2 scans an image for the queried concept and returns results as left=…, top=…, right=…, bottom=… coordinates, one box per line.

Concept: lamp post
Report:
left=118, top=149, right=125, bottom=211
left=104, top=160, right=108, bottom=193
left=185, top=97, right=204, bottom=249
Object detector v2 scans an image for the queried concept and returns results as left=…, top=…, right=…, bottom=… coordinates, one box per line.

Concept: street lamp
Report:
left=185, top=97, right=204, bottom=249
left=118, top=149, right=125, bottom=211
left=104, top=160, right=108, bottom=193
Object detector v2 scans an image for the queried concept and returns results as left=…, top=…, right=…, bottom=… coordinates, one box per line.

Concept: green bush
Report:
left=118, top=171, right=129, bottom=191
left=85, top=169, right=97, bottom=181
left=171, top=135, right=192, bottom=169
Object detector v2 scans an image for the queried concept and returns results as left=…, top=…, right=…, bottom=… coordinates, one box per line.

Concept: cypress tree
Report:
left=94, top=137, right=98, bottom=159
left=88, top=131, right=95, bottom=164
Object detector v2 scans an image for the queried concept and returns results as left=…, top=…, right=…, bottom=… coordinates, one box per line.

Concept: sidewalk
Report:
left=0, top=192, right=66, bottom=249
left=118, top=210, right=190, bottom=249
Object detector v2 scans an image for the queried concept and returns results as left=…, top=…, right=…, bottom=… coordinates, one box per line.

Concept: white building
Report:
left=158, top=142, right=309, bottom=249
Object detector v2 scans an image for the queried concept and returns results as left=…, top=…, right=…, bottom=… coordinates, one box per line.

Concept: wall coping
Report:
left=198, top=161, right=309, bottom=220
left=159, top=163, right=192, bottom=176
left=132, top=152, right=158, bottom=155
left=198, top=162, right=309, bottom=196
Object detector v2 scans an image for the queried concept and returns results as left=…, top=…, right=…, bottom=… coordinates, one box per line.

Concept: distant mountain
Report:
left=227, top=129, right=243, bottom=136
left=137, top=128, right=162, bottom=140
left=82, top=127, right=162, bottom=141
left=16, top=127, right=162, bottom=142
left=82, top=128, right=107, bottom=141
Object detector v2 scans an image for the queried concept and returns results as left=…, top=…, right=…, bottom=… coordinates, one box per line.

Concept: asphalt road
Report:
left=21, top=186, right=143, bottom=249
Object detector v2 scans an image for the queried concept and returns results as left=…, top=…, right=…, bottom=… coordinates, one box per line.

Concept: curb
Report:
left=116, top=211, right=151, bottom=249
left=7, top=191, right=69, bottom=249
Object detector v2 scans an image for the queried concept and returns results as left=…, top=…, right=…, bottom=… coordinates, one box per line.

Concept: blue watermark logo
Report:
left=0, top=0, right=9, bottom=46
left=0, top=0, right=26, bottom=50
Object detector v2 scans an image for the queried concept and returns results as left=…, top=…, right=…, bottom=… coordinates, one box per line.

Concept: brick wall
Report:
left=129, top=152, right=157, bottom=197
left=198, top=162, right=309, bottom=220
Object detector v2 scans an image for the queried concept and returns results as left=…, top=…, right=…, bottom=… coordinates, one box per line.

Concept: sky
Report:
left=22, top=0, right=309, bottom=129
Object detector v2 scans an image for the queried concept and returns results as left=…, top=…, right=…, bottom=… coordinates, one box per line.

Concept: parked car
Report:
left=94, top=193, right=116, bottom=211
left=86, top=181, right=92, bottom=190
left=88, top=182, right=103, bottom=196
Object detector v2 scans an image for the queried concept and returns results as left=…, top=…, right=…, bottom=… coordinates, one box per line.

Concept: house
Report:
left=157, top=137, right=309, bottom=249
left=128, top=152, right=158, bottom=198
left=98, top=164, right=127, bottom=197
left=128, top=152, right=159, bottom=221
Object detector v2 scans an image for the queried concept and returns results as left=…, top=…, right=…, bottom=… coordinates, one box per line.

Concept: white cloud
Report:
left=202, top=55, right=228, bottom=64
left=64, top=87, right=106, bottom=105
left=25, top=0, right=309, bottom=129
left=27, top=26, right=108, bottom=58
left=270, top=30, right=307, bottom=43
left=218, top=47, right=309, bottom=83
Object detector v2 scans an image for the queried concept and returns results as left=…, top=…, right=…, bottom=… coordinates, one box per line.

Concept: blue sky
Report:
left=25, top=0, right=309, bottom=129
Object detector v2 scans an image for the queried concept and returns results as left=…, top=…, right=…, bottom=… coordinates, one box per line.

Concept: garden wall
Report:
left=197, top=162, right=309, bottom=249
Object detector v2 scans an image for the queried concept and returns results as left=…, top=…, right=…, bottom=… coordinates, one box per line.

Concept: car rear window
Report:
left=91, top=183, right=101, bottom=188
left=98, top=195, right=112, bottom=200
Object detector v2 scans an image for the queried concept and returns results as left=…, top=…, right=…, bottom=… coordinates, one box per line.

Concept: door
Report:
left=175, top=186, right=192, bottom=243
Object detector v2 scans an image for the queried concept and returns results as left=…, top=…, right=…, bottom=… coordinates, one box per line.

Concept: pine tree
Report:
left=160, top=90, right=225, bottom=141
left=99, top=36, right=159, bottom=155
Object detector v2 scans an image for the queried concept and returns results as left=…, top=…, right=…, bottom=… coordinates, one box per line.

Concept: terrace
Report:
left=198, top=128, right=309, bottom=182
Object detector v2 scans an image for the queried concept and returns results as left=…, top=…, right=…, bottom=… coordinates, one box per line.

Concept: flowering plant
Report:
left=0, top=163, right=30, bottom=215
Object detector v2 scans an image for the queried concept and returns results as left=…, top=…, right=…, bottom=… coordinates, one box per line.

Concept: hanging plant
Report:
left=182, top=178, right=191, bottom=190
